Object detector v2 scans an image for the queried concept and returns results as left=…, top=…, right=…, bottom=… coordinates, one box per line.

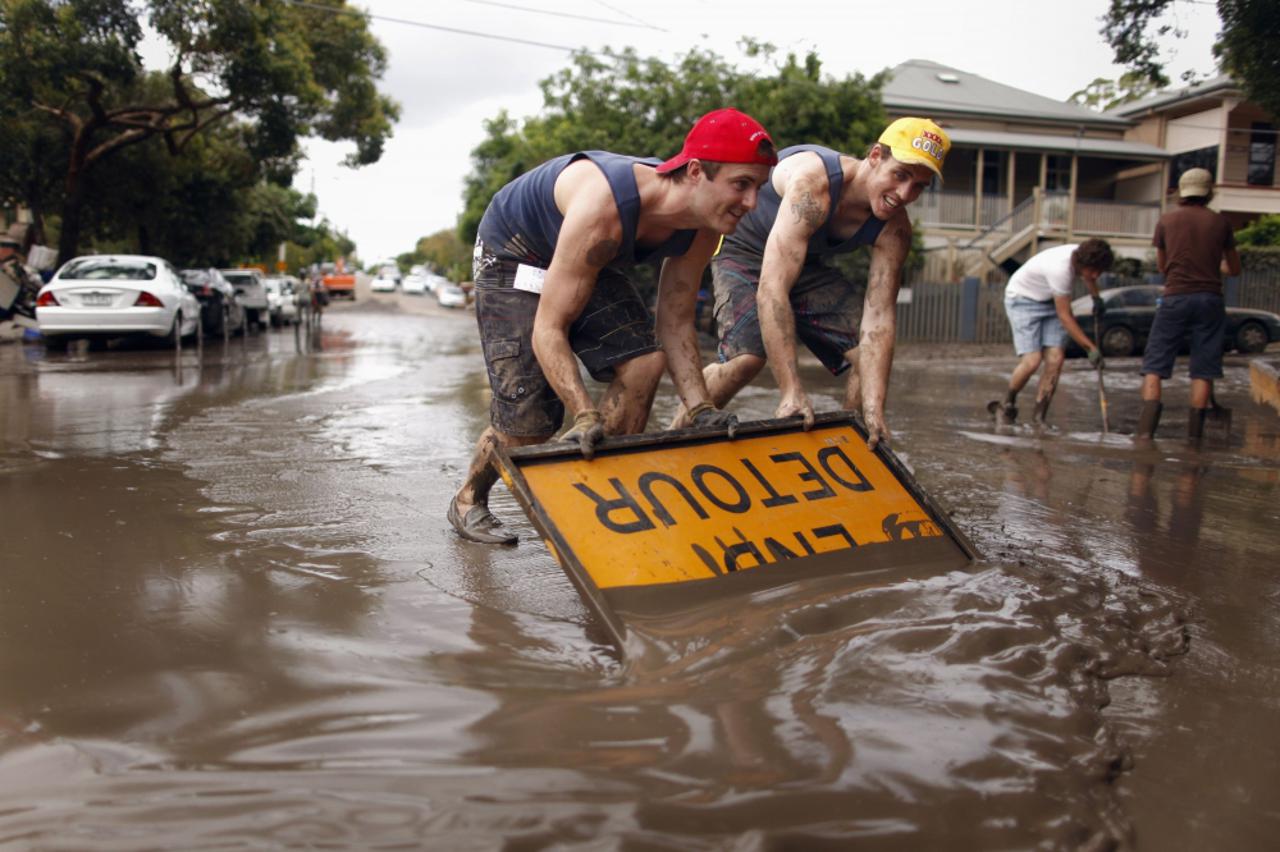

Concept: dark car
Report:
left=179, top=268, right=247, bottom=338
left=1067, top=285, right=1280, bottom=357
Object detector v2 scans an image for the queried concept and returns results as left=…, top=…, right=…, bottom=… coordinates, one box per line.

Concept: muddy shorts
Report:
left=1140, top=291, right=1225, bottom=380
left=473, top=244, right=659, bottom=437
left=1005, top=295, right=1067, bottom=355
left=712, top=249, right=863, bottom=375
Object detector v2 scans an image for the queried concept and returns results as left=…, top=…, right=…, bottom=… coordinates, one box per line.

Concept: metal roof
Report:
left=884, top=59, right=1130, bottom=127
left=1106, top=76, right=1239, bottom=117
left=945, top=128, right=1169, bottom=160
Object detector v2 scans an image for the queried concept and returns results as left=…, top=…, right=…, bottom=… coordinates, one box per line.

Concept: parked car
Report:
left=1068, top=285, right=1280, bottom=357
left=436, top=282, right=468, bottom=309
left=36, top=255, right=202, bottom=349
left=220, top=268, right=270, bottom=329
left=401, top=273, right=428, bottom=295
left=370, top=274, right=398, bottom=293
left=180, top=268, right=246, bottom=337
left=262, top=276, right=300, bottom=326
left=425, top=273, right=447, bottom=294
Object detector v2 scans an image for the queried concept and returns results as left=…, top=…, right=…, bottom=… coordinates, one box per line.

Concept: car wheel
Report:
left=170, top=313, right=183, bottom=350
left=1235, top=320, right=1268, bottom=354
left=1100, top=325, right=1136, bottom=357
left=221, top=305, right=231, bottom=342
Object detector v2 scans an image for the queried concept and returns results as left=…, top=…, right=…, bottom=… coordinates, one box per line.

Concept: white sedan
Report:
left=436, top=283, right=468, bottom=308
left=401, top=274, right=428, bottom=295
left=36, top=255, right=202, bottom=349
left=370, top=275, right=398, bottom=292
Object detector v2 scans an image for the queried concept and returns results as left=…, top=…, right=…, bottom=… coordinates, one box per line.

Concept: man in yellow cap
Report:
left=669, top=117, right=948, bottom=448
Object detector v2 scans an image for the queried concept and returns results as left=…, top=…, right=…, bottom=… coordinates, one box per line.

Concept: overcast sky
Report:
left=300, top=0, right=1221, bottom=266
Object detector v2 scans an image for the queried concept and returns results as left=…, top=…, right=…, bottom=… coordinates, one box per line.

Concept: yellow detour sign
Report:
left=496, top=413, right=977, bottom=650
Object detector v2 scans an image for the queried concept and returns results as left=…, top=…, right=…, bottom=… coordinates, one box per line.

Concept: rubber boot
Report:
left=987, top=391, right=1018, bottom=427
left=1188, top=407, right=1208, bottom=442
left=1032, top=397, right=1052, bottom=429
left=1135, top=400, right=1162, bottom=439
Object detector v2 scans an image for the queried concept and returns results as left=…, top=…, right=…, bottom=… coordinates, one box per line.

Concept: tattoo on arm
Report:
left=585, top=239, right=619, bottom=268
left=790, top=190, right=825, bottom=231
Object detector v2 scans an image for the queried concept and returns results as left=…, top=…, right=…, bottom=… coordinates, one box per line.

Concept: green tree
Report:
left=0, top=0, right=398, bottom=261
left=1235, top=214, right=1280, bottom=247
left=414, top=228, right=471, bottom=282
left=1068, top=72, right=1159, bottom=111
left=1101, top=0, right=1280, bottom=117
left=459, top=42, right=885, bottom=243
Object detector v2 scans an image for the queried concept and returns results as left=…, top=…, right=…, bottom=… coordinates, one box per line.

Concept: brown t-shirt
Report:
left=1152, top=203, right=1236, bottom=296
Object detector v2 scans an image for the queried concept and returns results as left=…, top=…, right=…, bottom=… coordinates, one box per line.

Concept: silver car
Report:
left=36, top=255, right=202, bottom=349
left=220, top=268, right=270, bottom=329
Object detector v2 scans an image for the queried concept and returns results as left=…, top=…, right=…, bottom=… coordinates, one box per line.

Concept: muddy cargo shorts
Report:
left=1005, top=295, right=1067, bottom=355
left=711, top=250, right=863, bottom=375
left=1140, top=291, right=1225, bottom=380
left=473, top=245, right=659, bottom=437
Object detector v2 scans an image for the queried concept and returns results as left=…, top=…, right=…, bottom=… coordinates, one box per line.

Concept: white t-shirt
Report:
left=1005, top=244, right=1078, bottom=302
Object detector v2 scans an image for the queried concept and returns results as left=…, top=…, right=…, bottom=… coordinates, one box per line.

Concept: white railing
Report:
left=1072, top=198, right=1163, bottom=237
left=914, top=191, right=977, bottom=228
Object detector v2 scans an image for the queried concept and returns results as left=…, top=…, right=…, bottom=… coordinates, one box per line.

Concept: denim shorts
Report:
left=1005, top=295, right=1067, bottom=355
left=1140, top=291, right=1225, bottom=380
left=712, top=249, right=864, bottom=375
left=473, top=242, right=659, bottom=437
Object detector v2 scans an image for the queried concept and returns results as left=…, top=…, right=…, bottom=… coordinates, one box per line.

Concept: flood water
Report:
left=1, top=298, right=1277, bottom=849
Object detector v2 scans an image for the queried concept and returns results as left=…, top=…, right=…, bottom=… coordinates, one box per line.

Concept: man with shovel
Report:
left=989, top=239, right=1113, bottom=429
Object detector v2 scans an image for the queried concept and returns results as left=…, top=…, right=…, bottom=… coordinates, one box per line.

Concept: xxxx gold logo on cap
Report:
left=879, top=117, right=951, bottom=180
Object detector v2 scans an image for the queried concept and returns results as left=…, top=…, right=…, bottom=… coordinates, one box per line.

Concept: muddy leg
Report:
left=1032, top=347, right=1065, bottom=426
left=842, top=347, right=862, bottom=414
left=454, top=426, right=550, bottom=516
left=599, top=350, right=666, bottom=435
left=669, top=353, right=765, bottom=429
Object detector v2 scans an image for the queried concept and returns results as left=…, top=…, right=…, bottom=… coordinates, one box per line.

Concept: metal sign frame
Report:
left=494, top=412, right=979, bottom=651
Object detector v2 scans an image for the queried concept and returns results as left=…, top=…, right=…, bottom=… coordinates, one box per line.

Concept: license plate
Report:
left=81, top=293, right=112, bottom=306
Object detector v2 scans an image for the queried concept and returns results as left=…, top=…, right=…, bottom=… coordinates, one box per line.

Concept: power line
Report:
left=281, top=0, right=601, bottom=55
left=460, top=0, right=664, bottom=31
left=591, top=0, right=664, bottom=30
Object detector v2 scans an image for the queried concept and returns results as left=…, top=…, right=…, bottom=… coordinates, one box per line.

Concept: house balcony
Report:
left=914, top=190, right=1162, bottom=239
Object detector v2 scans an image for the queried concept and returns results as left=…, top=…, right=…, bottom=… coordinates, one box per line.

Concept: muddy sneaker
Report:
left=987, top=399, right=1018, bottom=427
left=448, top=495, right=518, bottom=545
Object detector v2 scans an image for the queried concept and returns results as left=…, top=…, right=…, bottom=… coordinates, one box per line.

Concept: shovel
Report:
left=1093, top=309, right=1109, bottom=435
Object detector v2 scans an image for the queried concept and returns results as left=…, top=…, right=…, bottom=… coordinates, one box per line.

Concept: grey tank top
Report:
left=476, top=151, right=696, bottom=271
left=722, top=144, right=887, bottom=258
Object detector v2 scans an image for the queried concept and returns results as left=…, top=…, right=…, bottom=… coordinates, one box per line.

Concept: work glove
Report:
left=1092, top=295, right=1106, bottom=318
left=1087, top=348, right=1105, bottom=370
left=562, top=408, right=605, bottom=460
left=688, top=402, right=738, bottom=438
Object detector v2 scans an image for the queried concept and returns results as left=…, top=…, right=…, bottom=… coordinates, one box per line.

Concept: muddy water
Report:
left=1, top=301, right=1277, bottom=849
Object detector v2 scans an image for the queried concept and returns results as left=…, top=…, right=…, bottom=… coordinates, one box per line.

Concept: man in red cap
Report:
left=449, top=108, right=777, bottom=545
left=670, top=117, right=949, bottom=449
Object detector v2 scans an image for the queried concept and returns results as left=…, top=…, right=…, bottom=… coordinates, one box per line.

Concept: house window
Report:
left=1248, top=123, right=1275, bottom=187
left=1045, top=155, right=1071, bottom=191
left=1169, top=146, right=1217, bottom=190
left=981, top=151, right=1005, bottom=196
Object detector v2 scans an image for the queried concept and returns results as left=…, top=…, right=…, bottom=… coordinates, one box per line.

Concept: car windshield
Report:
left=223, top=272, right=256, bottom=286
left=61, top=259, right=157, bottom=281
left=179, top=270, right=208, bottom=286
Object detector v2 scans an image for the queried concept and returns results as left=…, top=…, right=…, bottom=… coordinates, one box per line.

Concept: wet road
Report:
left=1, top=294, right=1278, bottom=849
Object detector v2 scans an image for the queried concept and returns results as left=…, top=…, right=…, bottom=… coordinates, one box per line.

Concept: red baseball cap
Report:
left=655, top=108, right=777, bottom=174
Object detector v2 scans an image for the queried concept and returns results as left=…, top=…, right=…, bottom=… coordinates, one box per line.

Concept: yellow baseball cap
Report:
left=878, top=117, right=950, bottom=180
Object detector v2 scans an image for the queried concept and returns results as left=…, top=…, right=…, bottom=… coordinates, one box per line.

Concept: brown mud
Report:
left=0, top=292, right=1277, bottom=849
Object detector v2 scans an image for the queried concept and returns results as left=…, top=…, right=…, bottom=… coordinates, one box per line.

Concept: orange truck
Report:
left=321, top=259, right=356, bottom=300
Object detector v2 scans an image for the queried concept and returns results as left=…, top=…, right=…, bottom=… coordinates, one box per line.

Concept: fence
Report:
left=895, top=267, right=1280, bottom=345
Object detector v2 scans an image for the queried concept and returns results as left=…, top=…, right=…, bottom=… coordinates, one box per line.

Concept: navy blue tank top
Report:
left=476, top=151, right=697, bottom=272
left=723, top=144, right=887, bottom=258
